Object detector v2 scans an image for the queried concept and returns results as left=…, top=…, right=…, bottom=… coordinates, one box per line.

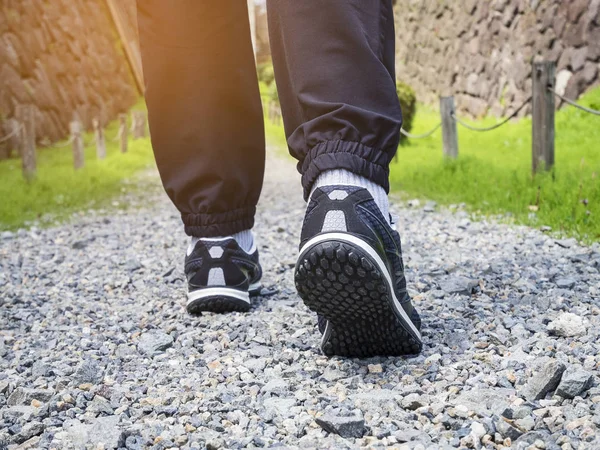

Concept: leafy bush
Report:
left=396, top=81, right=417, bottom=139
left=257, top=62, right=279, bottom=106
left=268, top=80, right=279, bottom=104
left=257, top=62, right=275, bottom=87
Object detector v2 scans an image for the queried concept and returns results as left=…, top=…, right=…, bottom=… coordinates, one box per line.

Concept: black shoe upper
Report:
left=185, top=238, right=262, bottom=294
left=301, top=185, right=420, bottom=327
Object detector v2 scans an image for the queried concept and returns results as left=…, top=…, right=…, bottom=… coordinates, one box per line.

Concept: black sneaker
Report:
left=185, top=238, right=262, bottom=314
left=294, top=185, right=422, bottom=357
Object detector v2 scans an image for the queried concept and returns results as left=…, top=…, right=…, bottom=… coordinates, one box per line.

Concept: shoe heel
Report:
left=295, top=238, right=422, bottom=357
left=187, top=288, right=251, bottom=314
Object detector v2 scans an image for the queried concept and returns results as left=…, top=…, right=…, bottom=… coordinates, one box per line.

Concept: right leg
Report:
left=137, top=0, right=265, bottom=313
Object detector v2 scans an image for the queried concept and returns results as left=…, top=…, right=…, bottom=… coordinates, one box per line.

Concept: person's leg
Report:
left=267, top=0, right=401, bottom=214
left=137, top=0, right=265, bottom=240
left=137, top=1, right=264, bottom=313
left=268, top=0, right=422, bottom=357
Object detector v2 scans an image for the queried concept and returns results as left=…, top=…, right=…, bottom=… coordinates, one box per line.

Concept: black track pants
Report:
left=137, top=0, right=402, bottom=237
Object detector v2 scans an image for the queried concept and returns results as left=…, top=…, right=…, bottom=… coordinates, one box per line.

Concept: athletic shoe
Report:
left=295, top=185, right=422, bottom=357
left=185, top=238, right=262, bottom=314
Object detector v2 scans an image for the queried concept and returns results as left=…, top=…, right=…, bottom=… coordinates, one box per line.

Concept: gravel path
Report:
left=1, top=151, right=600, bottom=450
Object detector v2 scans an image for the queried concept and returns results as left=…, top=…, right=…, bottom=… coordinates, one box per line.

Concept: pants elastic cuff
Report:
left=182, top=206, right=255, bottom=237
left=300, top=140, right=391, bottom=201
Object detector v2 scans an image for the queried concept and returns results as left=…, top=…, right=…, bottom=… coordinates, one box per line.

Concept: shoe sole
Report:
left=186, top=282, right=262, bottom=314
left=295, top=233, right=422, bottom=357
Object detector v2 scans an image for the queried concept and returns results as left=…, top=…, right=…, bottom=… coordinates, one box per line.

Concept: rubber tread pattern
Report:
left=295, top=240, right=422, bottom=357
left=187, top=295, right=250, bottom=314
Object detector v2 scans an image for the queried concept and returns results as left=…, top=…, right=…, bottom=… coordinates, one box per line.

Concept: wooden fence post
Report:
left=440, top=96, right=458, bottom=159
left=532, top=61, right=555, bottom=174
left=71, top=120, right=84, bottom=169
left=93, top=118, right=106, bottom=160
left=16, top=105, right=37, bottom=180
left=131, top=111, right=147, bottom=139
left=2, top=118, right=21, bottom=159
left=119, top=114, right=128, bottom=153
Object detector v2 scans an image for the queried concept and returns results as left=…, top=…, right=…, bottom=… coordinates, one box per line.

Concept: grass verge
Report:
left=0, top=100, right=156, bottom=231
left=264, top=87, right=600, bottom=242
left=390, top=87, right=600, bottom=242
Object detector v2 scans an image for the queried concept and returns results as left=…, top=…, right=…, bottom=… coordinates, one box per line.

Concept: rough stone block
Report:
left=1, top=0, right=137, bottom=144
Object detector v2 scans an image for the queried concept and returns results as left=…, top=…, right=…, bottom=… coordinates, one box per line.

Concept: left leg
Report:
left=137, top=0, right=264, bottom=314
left=267, top=0, right=422, bottom=357
left=267, top=0, right=401, bottom=203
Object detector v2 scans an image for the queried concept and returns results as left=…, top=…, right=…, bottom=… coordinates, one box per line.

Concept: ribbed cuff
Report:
left=182, top=206, right=256, bottom=238
left=300, top=140, right=391, bottom=201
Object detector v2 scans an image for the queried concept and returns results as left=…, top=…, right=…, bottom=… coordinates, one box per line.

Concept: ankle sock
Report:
left=311, top=169, right=390, bottom=224
left=188, top=229, right=255, bottom=255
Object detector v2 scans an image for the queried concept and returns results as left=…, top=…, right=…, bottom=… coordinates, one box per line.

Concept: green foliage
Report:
left=0, top=100, right=156, bottom=230
left=268, top=80, right=279, bottom=104
left=389, top=87, right=600, bottom=242
left=259, top=81, right=270, bottom=101
left=259, top=79, right=279, bottom=107
left=396, top=81, right=417, bottom=138
left=257, top=62, right=275, bottom=87
left=257, top=62, right=281, bottom=106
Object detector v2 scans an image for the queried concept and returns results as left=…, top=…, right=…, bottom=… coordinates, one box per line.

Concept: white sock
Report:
left=187, top=229, right=255, bottom=255
left=310, top=169, right=390, bottom=224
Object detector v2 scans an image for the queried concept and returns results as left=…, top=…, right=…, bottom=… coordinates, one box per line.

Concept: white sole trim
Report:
left=299, top=233, right=422, bottom=341
left=187, top=287, right=250, bottom=306
left=320, top=320, right=333, bottom=348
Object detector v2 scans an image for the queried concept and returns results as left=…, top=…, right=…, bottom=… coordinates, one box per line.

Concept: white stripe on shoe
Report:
left=186, top=287, right=250, bottom=306
left=320, top=320, right=333, bottom=349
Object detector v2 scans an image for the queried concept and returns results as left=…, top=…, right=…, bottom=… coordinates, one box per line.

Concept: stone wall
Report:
left=394, top=0, right=600, bottom=117
left=0, top=0, right=138, bottom=153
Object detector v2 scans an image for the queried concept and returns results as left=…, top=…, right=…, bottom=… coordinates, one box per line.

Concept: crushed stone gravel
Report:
left=1, top=151, right=599, bottom=449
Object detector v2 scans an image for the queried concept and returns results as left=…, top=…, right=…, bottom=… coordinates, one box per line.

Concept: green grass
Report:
left=1, top=90, right=285, bottom=232
left=260, top=81, right=288, bottom=151
left=265, top=87, right=600, bottom=242
left=0, top=100, right=156, bottom=231
left=264, top=114, right=288, bottom=151
left=6, top=87, right=599, bottom=242
left=390, top=87, right=600, bottom=241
